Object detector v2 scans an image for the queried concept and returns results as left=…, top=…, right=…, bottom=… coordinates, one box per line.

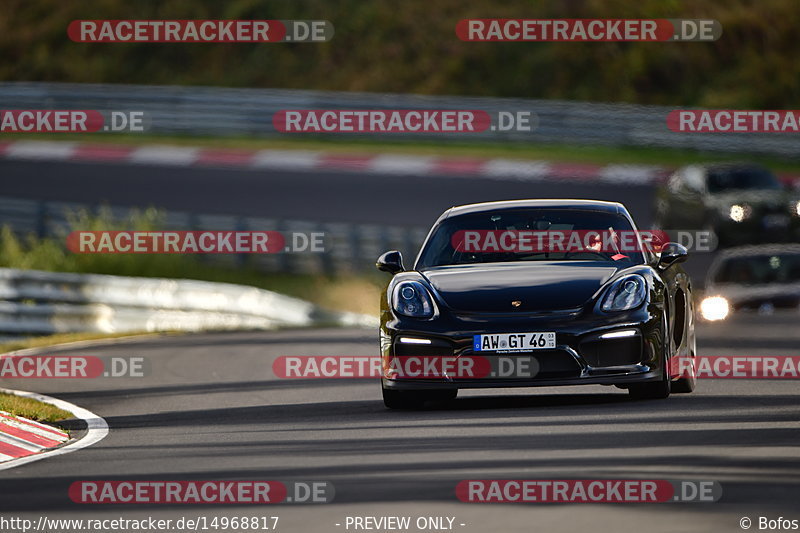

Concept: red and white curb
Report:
left=0, top=409, right=69, bottom=461
left=0, top=388, right=108, bottom=471
left=3, top=140, right=798, bottom=186
left=0, top=140, right=669, bottom=184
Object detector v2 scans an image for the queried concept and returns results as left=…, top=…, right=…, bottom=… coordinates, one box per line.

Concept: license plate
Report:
left=473, top=332, right=556, bottom=353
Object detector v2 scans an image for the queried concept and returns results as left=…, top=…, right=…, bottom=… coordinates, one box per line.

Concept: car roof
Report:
left=441, top=199, right=626, bottom=220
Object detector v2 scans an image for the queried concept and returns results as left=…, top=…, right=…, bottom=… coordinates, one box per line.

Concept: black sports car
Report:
left=376, top=199, right=696, bottom=409
left=654, top=163, right=800, bottom=246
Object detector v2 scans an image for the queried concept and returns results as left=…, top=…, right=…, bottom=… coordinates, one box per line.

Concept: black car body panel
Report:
left=422, top=262, right=619, bottom=313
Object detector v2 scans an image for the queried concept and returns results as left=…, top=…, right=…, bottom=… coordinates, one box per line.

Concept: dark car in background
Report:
left=699, top=244, right=800, bottom=322
left=655, top=163, right=800, bottom=246
left=376, top=199, right=696, bottom=409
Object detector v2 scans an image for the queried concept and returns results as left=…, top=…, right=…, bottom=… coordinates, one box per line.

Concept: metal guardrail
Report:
left=0, top=267, right=377, bottom=338
left=1, top=82, right=798, bottom=157
left=0, top=195, right=429, bottom=275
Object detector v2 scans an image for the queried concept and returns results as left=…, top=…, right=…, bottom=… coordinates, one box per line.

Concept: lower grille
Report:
left=531, top=349, right=583, bottom=378
left=579, top=337, right=642, bottom=367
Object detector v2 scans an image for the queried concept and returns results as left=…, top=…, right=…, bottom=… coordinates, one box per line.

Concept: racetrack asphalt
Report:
left=0, top=322, right=797, bottom=533
left=0, top=157, right=793, bottom=531
left=0, top=158, right=658, bottom=225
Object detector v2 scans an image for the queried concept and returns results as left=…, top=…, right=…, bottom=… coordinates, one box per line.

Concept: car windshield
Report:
left=706, top=167, right=781, bottom=193
left=416, top=208, right=645, bottom=268
left=714, top=254, right=800, bottom=285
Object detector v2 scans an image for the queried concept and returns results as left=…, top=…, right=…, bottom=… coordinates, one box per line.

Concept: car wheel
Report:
left=382, top=387, right=457, bottom=409
left=671, top=351, right=697, bottom=393
left=628, top=364, right=671, bottom=399
left=671, top=366, right=696, bottom=393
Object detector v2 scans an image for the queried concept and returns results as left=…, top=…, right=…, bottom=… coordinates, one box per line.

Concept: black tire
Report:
left=671, top=372, right=696, bottom=393
left=628, top=368, right=670, bottom=399
left=629, top=316, right=671, bottom=400
left=672, top=309, right=697, bottom=394
left=382, top=387, right=457, bottom=409
left=671, top=352, right=697, bottom=393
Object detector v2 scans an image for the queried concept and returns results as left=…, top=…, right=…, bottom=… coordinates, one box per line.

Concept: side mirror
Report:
left=376, top=250, right=404, bottom=274
left=657, top=242, right=688, bottom=269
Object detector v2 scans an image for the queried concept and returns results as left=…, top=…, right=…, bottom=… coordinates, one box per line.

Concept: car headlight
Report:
left=600, top=275, right=647, bottom=312
left=792, top=200, right=800, bottom=217
left=392, top=281, right=435, bottom=318
left=700, top=296, right=729, bottom=321
left=728, top=204, right=753, bottom=222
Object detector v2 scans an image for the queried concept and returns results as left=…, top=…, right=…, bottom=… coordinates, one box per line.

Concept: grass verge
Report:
left=0, top=393, right=73, bottom=423
left=2, top=132, right=800, bottom=173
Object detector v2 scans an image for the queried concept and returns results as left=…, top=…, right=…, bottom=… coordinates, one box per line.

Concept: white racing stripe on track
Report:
left=129, top=146, right=200, bottom=166
left=1, top=413, right=69, bottom=441
left=0, top=388, right=108, bottom=471
left=4, top=141, right=78, bottom=160
left=483, top=159, right=552, bottom=181
left=251, top=149, right=322, bottom=169
left=598, top=164, right=662, bottom=184
left=0, top=431, right=43, bottom=452
left=2, top=410, right=68, bottom=434
left=369, top=154, right=436, bottom=175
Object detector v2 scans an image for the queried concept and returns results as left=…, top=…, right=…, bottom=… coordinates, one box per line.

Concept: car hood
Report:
left=421, top=262, right=622, bottom=313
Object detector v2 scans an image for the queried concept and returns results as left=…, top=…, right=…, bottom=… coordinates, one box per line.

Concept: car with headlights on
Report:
left=699, top=244, right=800, bottom=322
left=376, top=199, right=697, bottom=409
left=654, top=163, right=800, bottom=247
